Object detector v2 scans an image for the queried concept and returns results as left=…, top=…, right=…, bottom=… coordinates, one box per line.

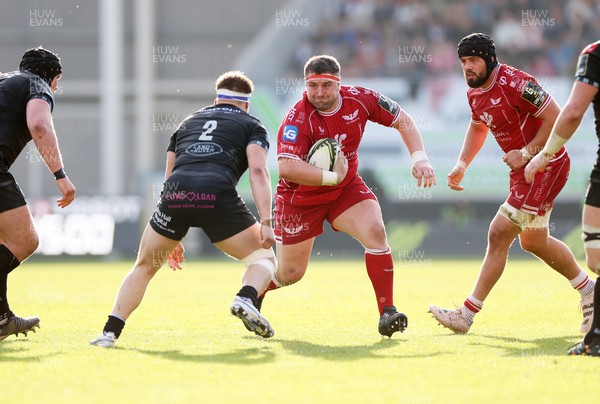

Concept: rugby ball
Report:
left=306, top=138, right=339, bottom=171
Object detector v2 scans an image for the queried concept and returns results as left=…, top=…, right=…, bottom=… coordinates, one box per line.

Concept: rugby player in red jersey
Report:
left=429, top=33, right=594, bottom=334
left=525, top=40, right=600, bottom=356
left=261, top=54, right=436, bottom=337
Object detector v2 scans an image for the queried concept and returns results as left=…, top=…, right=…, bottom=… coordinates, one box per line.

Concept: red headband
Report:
left=305, top=74, right=340, bottom=83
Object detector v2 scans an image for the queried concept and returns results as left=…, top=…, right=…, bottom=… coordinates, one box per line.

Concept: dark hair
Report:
left=304, top=55, right=341, bottom=77
left=19, top=46, right=62, bottom=86
left=457, top=33, right=498, bottom=74
left=215, top=70, right=253, bottom=94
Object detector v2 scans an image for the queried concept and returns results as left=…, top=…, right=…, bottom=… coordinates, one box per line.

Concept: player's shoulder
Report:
left=281, top=94, right=313, bottom=127
left=500, top=63, right=533, bottom=80
left=581, top=41, right=600, bottom=58
left=0, top=70, right=37, bottom=89
left=340, top=85, right=379, bottom=100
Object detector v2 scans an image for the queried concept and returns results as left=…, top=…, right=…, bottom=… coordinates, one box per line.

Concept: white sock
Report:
left=570, top=271, right=595, bottom=297
left=462, top=295, right=483, bottom=325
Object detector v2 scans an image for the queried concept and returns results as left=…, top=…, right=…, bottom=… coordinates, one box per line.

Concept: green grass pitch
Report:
left=0, top=258, right=597, bottom=403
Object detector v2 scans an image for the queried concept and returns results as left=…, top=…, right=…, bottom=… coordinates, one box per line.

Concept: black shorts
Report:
left=149, top=171, right=256, bottom=242
left=586, top=167, right=600, bottom=207
left=0, top=172, right=27, bottom=213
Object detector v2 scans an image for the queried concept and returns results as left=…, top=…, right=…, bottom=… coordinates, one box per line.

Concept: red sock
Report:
left=259, top=280, right=279, bottom=298
left=365, top=248, right=394, bottom=315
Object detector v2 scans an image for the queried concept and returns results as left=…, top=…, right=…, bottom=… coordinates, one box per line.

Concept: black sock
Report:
left=103, top=315, right=126, bottom=338
left=237, top=285, right=258, bottom=307
left=0, top=244, right=20, bottom=315
left=584, top=277, right=600, bottom=344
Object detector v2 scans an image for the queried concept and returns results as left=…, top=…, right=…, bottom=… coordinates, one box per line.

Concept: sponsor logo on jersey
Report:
left=287, top=107, right=296, bottom=122
left=348, top=86, right=360, bottom=95
left=520, top=80, right=547, bottom=108
left=490, top=97, right=501, bottom=106
left=342, top=109, right=359, bottom=122
left=514, top=191, right=525, bottom=200
left=283, top=125, right=299, bottom=142
left=185, top=142, right=223, bottom=156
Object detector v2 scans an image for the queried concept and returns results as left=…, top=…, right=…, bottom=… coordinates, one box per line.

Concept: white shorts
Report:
left=498, top=201, right=551, bottom=231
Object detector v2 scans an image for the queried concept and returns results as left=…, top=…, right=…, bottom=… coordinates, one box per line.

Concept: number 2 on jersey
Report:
left=199, top=120, right=217, bottom=140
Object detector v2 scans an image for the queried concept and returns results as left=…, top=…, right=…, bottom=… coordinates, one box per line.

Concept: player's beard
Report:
left=464, top=69, right=488, bottom=88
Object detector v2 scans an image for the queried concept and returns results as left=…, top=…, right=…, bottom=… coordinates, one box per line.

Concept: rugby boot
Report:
left=378, top=305, right=408, bottom=337
left=0, top=312, right=40, bottom=341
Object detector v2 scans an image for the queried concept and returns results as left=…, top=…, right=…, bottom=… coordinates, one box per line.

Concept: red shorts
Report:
left=507, top=149, right=570, bottom=216
left=274, top=174, right=377, bottom=244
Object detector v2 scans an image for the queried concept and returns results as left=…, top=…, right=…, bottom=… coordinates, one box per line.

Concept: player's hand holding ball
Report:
left=332, top=151, right=348, bottom=185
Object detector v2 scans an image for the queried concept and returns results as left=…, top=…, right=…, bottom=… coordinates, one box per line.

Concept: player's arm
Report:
left=448, top=121, right=488, bottom=191
left=503, top=98, right=560, bottom=171
left=164, top=151, right=175, bottom=180
left=525, top=81, right=598, bottom=182
left=247, top=144, right=275, bottom=248
left=278, top=154, right=347, bottom=186
left=551, top=81, right=598, bottom=143
left=392, top=110, right=436, bottom=188
left=26, top=98, right=76, bottom=208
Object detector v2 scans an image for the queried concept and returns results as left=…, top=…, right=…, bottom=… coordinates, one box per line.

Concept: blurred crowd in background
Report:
left=292, top=0, right=600, bottom=85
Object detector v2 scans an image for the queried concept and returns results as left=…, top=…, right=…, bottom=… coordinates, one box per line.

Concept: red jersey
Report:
left=276, top=85, right=401, bottom=206
left=468, top=63, right=565, bottom=157
left=468, top=64, right=569, bottom=216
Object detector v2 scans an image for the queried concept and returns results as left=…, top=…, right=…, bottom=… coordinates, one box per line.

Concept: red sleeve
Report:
left=511, top=70, right=552, bottom=117
left=468, top=92, right=480, bottom=123
left=353, top=86, right=401, bottom=126
left=277, top=102, right=313, bottom=161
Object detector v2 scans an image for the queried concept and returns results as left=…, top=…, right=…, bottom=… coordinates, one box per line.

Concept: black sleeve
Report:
left=575, top=47, right=600, bottom=89
left=167, top=131, right=177, bottom=152
left=248, top=121, right=269, bottom=151
left=26, top=76, right=55, bottom=111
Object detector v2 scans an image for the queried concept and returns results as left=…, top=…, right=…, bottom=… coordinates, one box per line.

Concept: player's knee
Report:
left=585, top=257, right=600, bottom=275
left=26, top=233, right=39, bottom=256
left=277, top=263, right=305, bottom=285
left=133, top=253, right=164, bottom=276
left=519, top=236, right=545, bottom=255
left=487, top=225, right=509, bottom=248
left=241, top=248, right=276, bottom=277
left=362, top=221, right=387, bottom=246
left=15, top=232, right=39, bottom=260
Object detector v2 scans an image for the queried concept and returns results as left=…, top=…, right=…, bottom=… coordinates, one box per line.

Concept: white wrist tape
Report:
left=520, top=147, right=533, bottom=161
left=456, top=160, right=467, bottom=171
left=410, top=150, right=428, bottom=164
left=322, top=170, right=338, bottom=186
left=542, top=131, right=568, bottom=156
